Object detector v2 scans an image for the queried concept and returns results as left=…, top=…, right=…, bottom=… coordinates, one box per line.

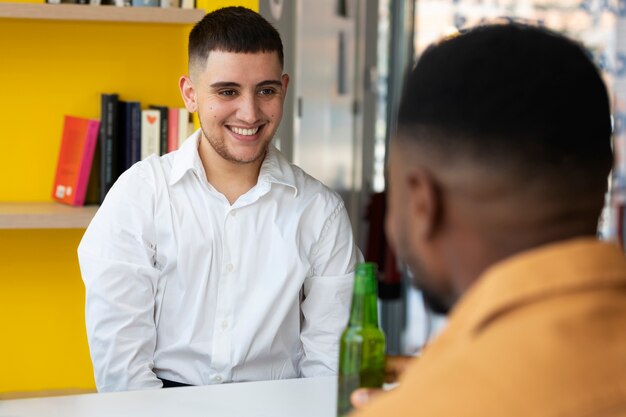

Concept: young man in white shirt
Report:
left=78, top=6, right=361, bottom=392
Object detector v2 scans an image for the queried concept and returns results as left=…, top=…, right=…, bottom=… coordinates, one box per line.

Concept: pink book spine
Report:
left=168, top=107, right=179, bottom=153
left=74, top=120, right=100, bottom=206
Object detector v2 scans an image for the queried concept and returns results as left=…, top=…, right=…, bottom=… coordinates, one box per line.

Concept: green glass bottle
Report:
left=337, top=262, right=386, bottom=417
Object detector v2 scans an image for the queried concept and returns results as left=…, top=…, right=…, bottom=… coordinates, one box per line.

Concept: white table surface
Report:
left=0, top=376, right=337, bottom=417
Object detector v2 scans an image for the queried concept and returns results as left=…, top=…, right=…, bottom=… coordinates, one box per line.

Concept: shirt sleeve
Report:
left=77, top=164, right=162, bottom=392
left=299, top=200, right=363, bottom=377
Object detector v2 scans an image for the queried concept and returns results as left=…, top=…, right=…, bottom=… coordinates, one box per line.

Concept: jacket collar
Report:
left=446, top=238, right=626, bottom=338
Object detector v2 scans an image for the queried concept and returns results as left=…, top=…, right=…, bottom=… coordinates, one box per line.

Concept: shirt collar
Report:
left=446, top=238, right=626, bottom=338
left=258, top=144, right=298, bottom=197
left=169, top=129, right=205, bottom=186
left=169, top=130, right=298, bottom=197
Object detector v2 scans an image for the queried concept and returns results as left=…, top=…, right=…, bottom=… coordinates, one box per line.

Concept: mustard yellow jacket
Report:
left=355, top=238, right=626, bottom=417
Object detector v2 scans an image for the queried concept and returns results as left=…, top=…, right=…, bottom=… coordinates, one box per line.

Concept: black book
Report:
left=149, top=105, right=169, bottom=156
left=118, top=100, right=142, bottom=172
left=99, top=93, right=120, bottom=202
left=84, top=139, right=101, bottom=205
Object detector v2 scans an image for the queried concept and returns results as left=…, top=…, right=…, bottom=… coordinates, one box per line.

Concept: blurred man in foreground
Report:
left=353, top=23, right=626, bottom=416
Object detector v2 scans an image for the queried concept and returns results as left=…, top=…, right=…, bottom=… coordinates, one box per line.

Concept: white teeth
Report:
left=231, top=126, right=259, bottom=136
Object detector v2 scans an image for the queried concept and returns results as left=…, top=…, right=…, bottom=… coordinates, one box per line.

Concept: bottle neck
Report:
left=348, top=274, right=379, bottom=327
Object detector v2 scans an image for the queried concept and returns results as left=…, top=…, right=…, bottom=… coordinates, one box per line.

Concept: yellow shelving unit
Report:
left=0, top=202, right=98, bottom=229
left=0, top=0, right=257, bottom=395
left=0, top=2, right=205, bottom=23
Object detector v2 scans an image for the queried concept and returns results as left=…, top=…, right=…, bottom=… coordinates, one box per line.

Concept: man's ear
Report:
left=406, top=167, right=443, bottom=240
left=179, top=75, right=198, bottom=113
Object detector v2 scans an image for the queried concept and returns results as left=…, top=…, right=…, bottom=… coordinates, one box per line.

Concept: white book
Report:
left=141, top=109, right=161, bottom=160
left=178, top=108, right=192, bottom=149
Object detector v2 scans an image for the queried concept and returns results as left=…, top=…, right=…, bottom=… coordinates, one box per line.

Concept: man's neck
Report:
left=198, top=138, right=265, bottom=205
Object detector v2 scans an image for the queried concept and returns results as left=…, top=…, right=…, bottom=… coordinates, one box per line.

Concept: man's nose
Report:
left=237, top=94, right=260, bottom=124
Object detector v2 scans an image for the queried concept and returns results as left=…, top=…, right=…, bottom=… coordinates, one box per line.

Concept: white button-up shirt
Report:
left=78, top=131, right=361, bottom=392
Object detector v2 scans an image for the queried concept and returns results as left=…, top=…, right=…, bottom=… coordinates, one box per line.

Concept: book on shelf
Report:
left=80, top=95, right=192, bottom=205
left=84, top=139, right=101, bottom=205
left=50, top=0, right=91, bottom=3
left=141, top=109, right=161, bottom=160
left=180, top=0, right=194, bottom=9
left=178, top=107, right=194, bottom=146
left=52, top=115, right=100, bottom=207
left=149, top=105, right=169, bottom=155
left=99, top=93, right=122, bottom=202
left=131, top=0, right=159, bottom=6
left=100, top=0, right=128, bottom=5
left=45, top=0, right=191, bottom=5
left=160, top=0, right=181, bottom=7
left=46, top=0, right=87, bottom=3
left=119, top=100, right=142, bottom=172
left=167, top=107, right=179, bottom=153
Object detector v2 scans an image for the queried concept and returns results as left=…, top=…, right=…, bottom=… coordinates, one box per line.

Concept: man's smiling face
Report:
left=190, top=50, right=289, bottom=165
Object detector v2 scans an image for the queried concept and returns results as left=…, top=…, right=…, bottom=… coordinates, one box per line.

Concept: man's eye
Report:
left=259, top=88, right=276, bottom=96
left=219, top=90, right=237, bottom=97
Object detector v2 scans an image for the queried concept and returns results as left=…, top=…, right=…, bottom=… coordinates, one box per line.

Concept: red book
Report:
left=167, top=107, right=179, bottom=153
left=52, top=115, right=100, bottom=206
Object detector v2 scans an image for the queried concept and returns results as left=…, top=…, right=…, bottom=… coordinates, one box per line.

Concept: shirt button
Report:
left=214, top=375, right=223, bottom=382
left=230, top=209, right=236, bottom=217
left=226, top=263, right=234, bottom=273
left=221, top=320, right=228, bottom=329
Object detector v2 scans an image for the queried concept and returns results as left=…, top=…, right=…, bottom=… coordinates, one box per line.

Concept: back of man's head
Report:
left=188, top=6, right=284, bottom=77
left=397, top=23, right=613, bottom=238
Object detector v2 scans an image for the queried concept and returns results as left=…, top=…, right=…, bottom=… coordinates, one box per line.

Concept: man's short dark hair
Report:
left=188, top=6, right=284, bottom=73
left=398, top=23, right=613, bottom=204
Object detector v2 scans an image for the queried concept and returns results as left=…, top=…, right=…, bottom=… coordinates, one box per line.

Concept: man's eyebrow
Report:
left=257, top=80, right=283, bottom=87
left=209, top=80, right=283, bottom=89
left=210, top=81, right=241, bottom=89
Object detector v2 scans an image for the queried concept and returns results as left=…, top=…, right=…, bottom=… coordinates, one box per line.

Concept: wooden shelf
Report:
left=0, top=202, right=98, bottom=229
left=0, top=2, right=205, bottom=24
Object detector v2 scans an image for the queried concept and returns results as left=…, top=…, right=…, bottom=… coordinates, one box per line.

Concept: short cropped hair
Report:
left=398, top=23, right=612, bottom=200
left=188, top=6, right=284, bottom=73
